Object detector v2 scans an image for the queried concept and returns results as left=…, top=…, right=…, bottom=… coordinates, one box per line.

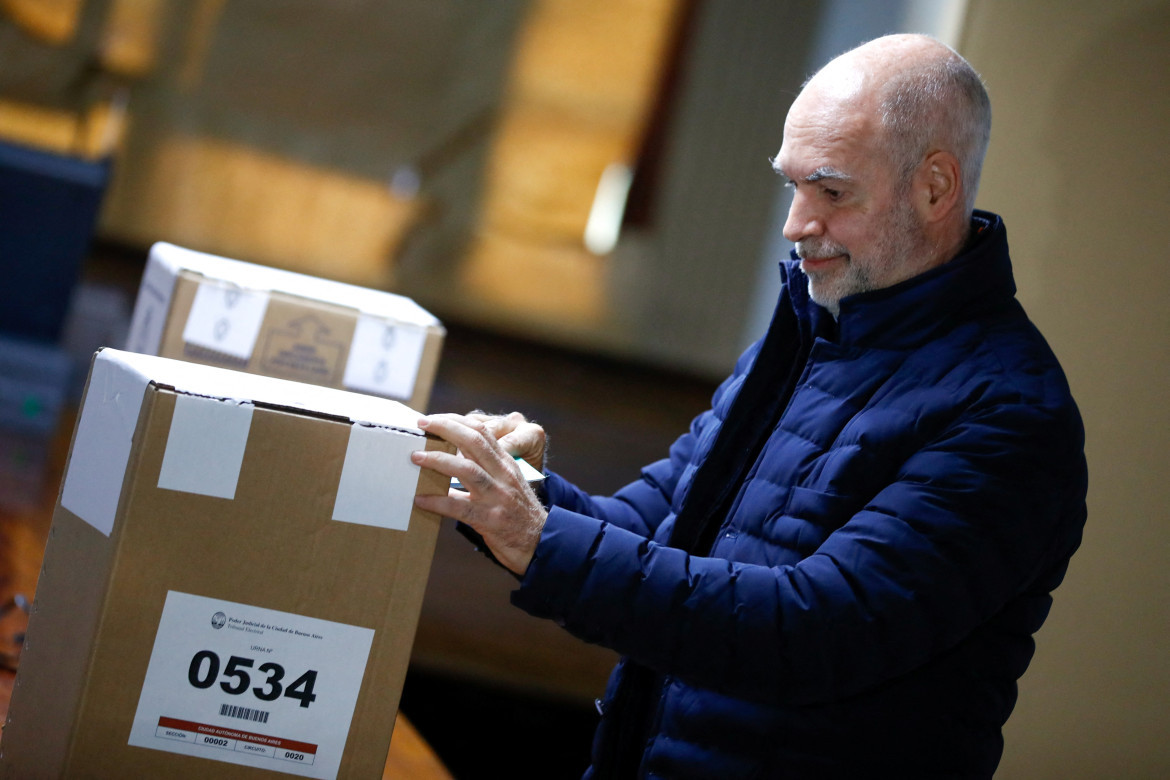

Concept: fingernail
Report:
left=417, top=418, right=430, bottom=429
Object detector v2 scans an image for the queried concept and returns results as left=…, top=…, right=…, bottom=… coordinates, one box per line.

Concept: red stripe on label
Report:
left=157, top=716, right=318, bottom=754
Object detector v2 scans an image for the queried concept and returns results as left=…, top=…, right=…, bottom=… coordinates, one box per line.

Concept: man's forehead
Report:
left=773, top=111, right=870, bottom=179
left=773, top=80, right=883, bottom=178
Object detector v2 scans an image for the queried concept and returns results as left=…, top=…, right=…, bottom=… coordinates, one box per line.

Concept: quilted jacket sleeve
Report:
left=512, top=395, right=1087, bottom=707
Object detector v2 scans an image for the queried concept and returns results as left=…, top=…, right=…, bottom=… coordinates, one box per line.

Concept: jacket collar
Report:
left=781, top=211, right=1014, bottom=349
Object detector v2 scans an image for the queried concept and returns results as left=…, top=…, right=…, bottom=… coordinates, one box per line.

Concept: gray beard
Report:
left=797, top=199, right=925, bottom=317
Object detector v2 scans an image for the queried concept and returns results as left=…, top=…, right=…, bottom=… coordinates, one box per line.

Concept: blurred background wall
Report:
left=960, top=1, right=1170, bottom=776
left=1, top=0, right=1167, bottom=776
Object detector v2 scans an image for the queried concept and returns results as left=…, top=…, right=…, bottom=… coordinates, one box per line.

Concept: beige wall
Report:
left=960, top=1, right=1170, bottom=776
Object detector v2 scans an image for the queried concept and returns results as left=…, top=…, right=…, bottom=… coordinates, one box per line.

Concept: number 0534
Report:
left=187, top=650, right=318, bottom=708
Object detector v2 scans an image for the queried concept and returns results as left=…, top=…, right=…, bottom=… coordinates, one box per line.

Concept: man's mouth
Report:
left=800, top=253, right=846, bottom=271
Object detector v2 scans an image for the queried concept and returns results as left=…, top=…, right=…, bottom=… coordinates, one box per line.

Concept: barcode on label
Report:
left=220, top=703, right=270, bottom=723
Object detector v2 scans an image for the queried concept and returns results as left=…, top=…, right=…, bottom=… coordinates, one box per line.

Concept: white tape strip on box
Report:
left=332, top=424, right=424, bottom=531
left=61, top=354, right=152, bottom=536
left=158, top=394, right=254, bottom=500
left=182, top=281, right=270, bottom=362
left=341, top=316, right=426, bottom=401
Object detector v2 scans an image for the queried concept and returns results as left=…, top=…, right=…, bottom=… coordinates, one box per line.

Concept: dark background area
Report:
left=400, top=668, right=601, bottom=780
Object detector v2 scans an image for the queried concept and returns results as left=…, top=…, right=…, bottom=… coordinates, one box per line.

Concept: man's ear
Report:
left=915, top=150, right=962, bottom=223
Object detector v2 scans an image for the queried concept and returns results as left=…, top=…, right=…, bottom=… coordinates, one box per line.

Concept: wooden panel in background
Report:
left=104, top=134, right=423, bottom=287
left=462, top=0, right=685, bottom=328
left=0, top=98, right=124, bottom=158
left=0, top=0, right=84, bottom=45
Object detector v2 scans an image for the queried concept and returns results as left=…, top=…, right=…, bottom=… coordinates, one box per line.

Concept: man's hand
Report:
left=411, top=413, right=548, bottom=577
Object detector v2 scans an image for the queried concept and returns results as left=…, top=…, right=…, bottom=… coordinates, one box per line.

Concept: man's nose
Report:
left=783, top=192, right=824, bottom=243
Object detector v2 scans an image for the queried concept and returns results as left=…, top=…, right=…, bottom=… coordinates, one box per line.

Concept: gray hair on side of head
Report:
left=878, top=45, right=992, bottom=216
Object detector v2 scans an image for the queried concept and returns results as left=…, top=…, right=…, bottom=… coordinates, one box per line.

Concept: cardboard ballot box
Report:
left=125, top=242, right=445, bottom=412
left=0, top=349, right=453, bottom=779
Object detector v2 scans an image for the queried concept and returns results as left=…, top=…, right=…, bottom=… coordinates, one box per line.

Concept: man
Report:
left=412, top=34, right=1087, bottom=778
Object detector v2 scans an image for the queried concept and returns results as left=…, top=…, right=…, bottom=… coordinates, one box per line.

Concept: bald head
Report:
left=799, top=34, right=991, bottom=217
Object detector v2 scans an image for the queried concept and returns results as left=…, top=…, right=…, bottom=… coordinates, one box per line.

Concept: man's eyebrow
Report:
left=806, top=166, right=852, bottom=183
left=769, top=159, right=852, bottom=185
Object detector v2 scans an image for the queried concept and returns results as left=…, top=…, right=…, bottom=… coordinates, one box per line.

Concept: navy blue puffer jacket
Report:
left=512, top=212, right=1088, bottom=778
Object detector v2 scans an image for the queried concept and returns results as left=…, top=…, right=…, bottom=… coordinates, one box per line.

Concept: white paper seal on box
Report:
left=158, top=394, right=254, bottom=499
left=342, top=316, right=426, bottom=401
left=332, top=424, right=423, bottom=531
left=183, top=281, right=270, bottom=362
left=60, top=353, right=151, bottom=536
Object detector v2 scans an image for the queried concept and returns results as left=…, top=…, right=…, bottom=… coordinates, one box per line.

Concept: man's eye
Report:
left=824, top=188, right=842, bottom=200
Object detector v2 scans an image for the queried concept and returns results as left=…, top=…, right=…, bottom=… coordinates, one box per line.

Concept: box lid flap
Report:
left=149, top=242, right=441, bottom=328
left=99, top=348, right=423, bottom=432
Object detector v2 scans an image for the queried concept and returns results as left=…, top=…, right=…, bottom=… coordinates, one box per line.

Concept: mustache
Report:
left=795, top=238, right=848, bottom=260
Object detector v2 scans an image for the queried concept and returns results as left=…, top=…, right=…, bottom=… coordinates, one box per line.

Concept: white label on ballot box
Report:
left=128, top=591, right=374, bottom=779
left=183, top=281, right=270, bottom=361
left=342, top=317, right=426, bottom=401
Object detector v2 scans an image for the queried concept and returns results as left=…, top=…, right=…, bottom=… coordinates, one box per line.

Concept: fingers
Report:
left=461, top=411, right=547, bottom=472
left=498, top=419, right=546, bottom=472
left=419, top=414, right=497, bottom=456
left=413, top=486, right=473, bottom=523
left=468, top=410, right=528, bottom=443
left=416, top=414, right=519, bottom=486
left=410, top=426, right=549, bottom=576
left=410, top=446, right=491, bottom=496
